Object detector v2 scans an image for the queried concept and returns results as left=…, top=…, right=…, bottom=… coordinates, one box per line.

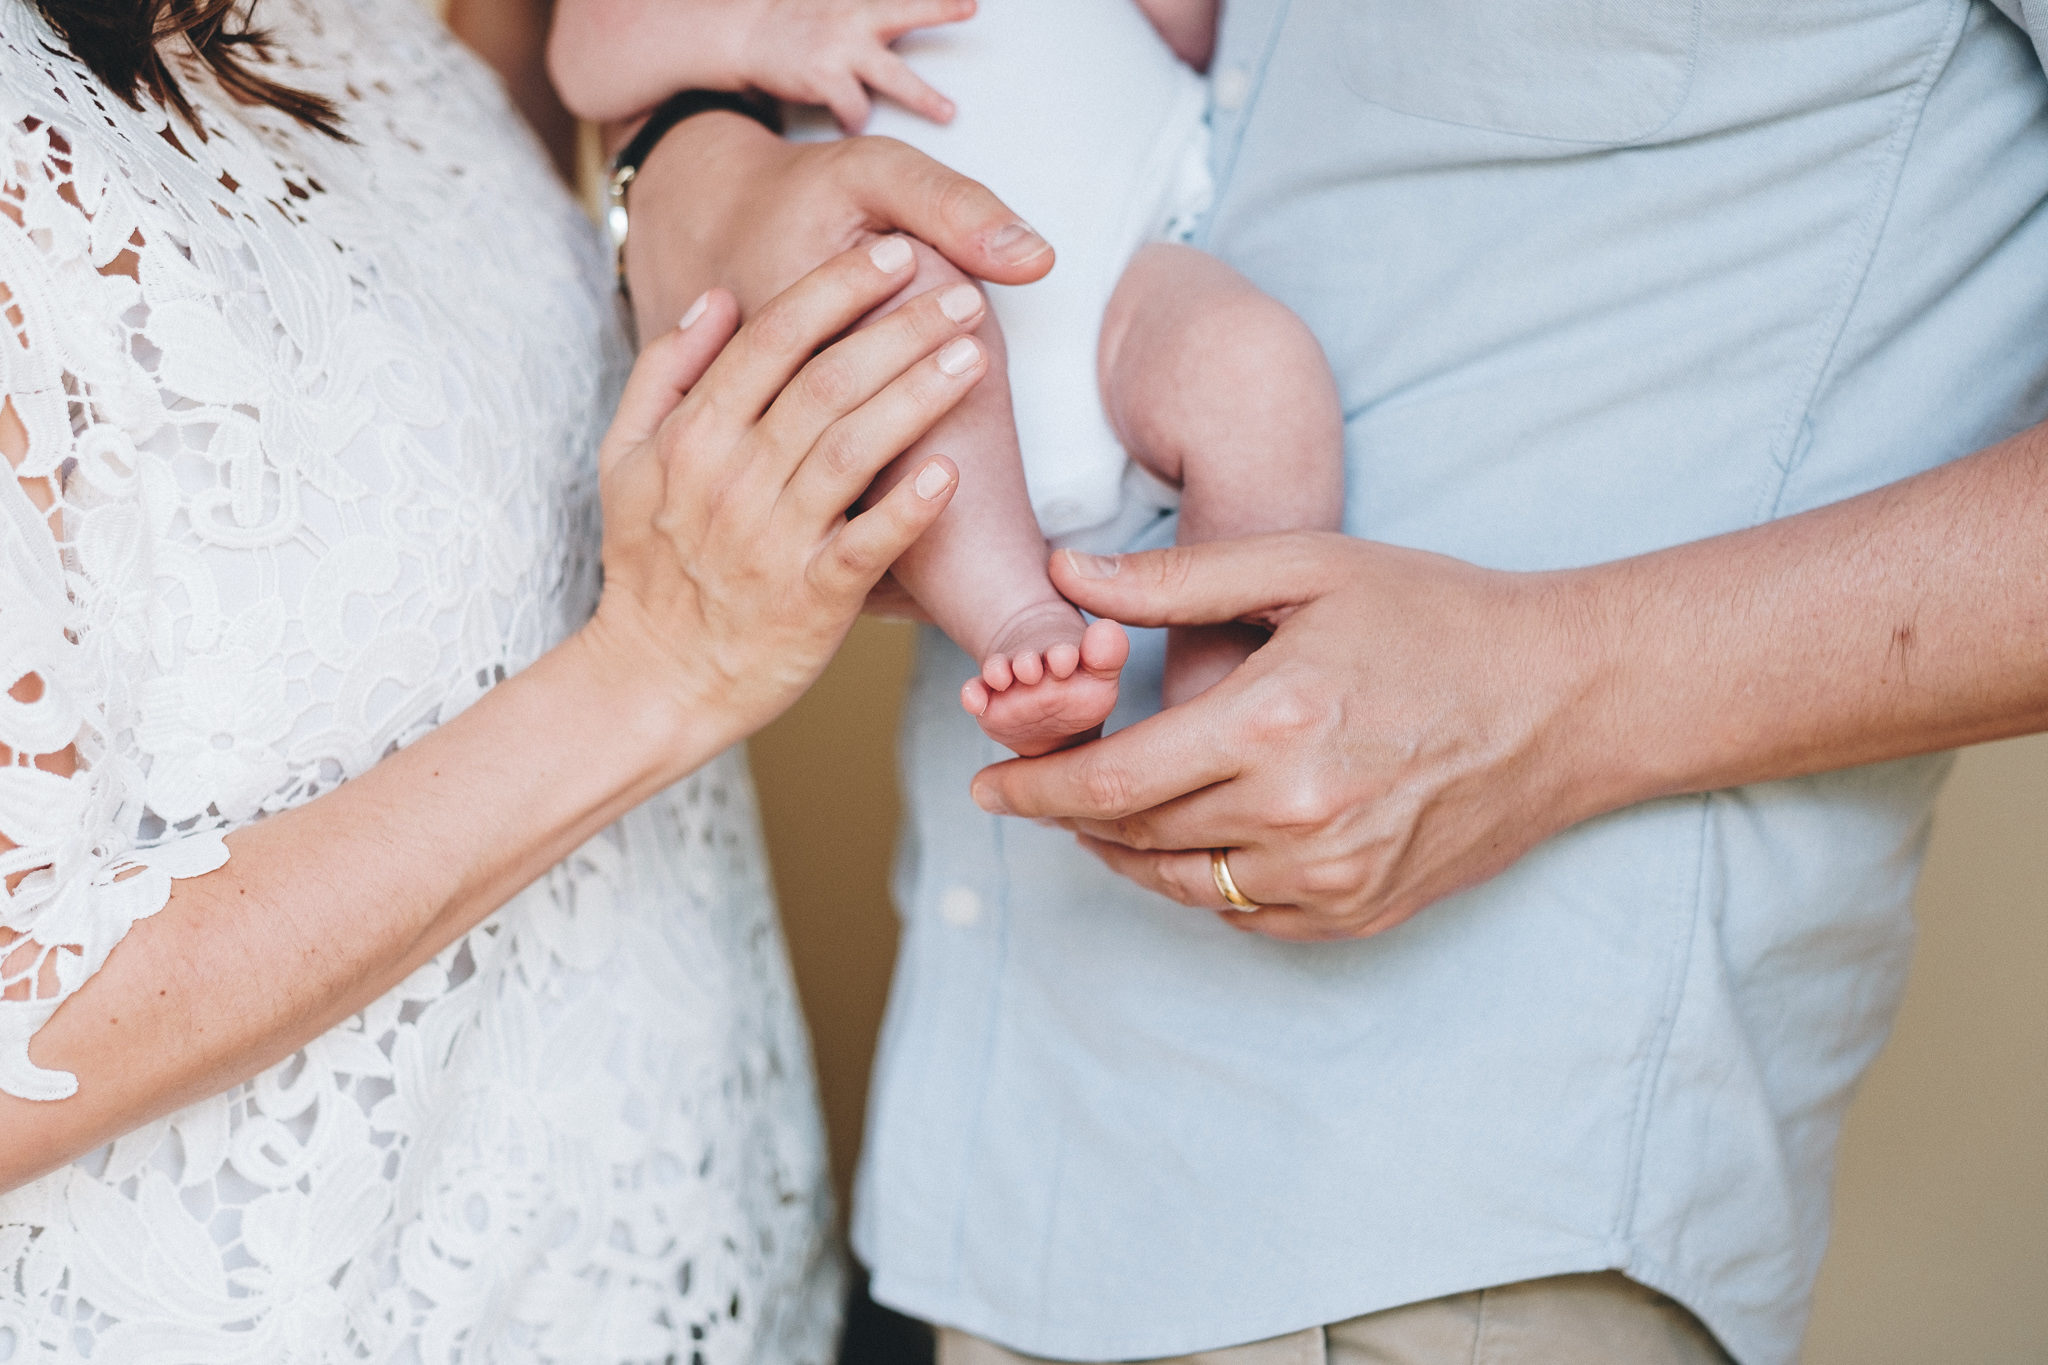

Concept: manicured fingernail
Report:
left=1063, top=549, right=1120, bottom=579
left=936, top=336, right=981, bottom=375
left=986, top=221, right=1049, bottom=265
left=678, top=292, right=710, bottom=330
left=870, top=236, right=914, bottom=273
left=972, top=779, right=1010, bottom=814
left=938, top=283, right=983, bottom=322
left=914, top=461, right=953, bottom=499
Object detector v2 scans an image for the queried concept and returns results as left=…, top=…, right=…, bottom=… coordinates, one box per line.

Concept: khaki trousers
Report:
left=937, top=1272, right=1732, bottom=1365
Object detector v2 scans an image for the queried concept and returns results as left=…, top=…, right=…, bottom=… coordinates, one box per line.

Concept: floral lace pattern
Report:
left=0, top=1, right=839, bottom=1359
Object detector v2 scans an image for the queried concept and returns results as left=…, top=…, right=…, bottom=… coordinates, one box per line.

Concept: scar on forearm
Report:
left=1886, top=619, right=1916, bottom=684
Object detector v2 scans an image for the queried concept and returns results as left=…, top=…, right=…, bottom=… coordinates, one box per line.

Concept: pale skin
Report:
left=0, top=234, right=995, bottom=1190
left=553, top=0, right=1341, bottom=754
left=606, top=109, right=2048, bottom=945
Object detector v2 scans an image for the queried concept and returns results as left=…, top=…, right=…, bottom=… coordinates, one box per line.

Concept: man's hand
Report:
left=618, top=111, right=1052, bottom=345
left=966, top=535, right=1620, bottom=942
left=972, top=422, right=2048, bottom=942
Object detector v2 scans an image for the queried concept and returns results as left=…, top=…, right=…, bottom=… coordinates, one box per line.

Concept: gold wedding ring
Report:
left=1210, top=848, right=1262, bottom=912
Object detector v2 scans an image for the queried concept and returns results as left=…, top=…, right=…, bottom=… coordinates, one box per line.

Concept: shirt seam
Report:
left=1613, top=792, right=1714, bottom=1247
left=1756, top=0, right=1969, bottom=524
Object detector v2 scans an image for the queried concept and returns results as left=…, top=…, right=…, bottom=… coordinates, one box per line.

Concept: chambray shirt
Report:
left=850, top=5, right=2048, bottom=1362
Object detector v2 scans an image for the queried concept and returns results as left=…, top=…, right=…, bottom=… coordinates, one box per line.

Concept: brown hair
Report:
left=31, top=1, right=344, bottom=139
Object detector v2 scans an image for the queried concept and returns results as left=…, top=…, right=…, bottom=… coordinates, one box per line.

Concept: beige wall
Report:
left=752, top=621, right=2048, bottom=1363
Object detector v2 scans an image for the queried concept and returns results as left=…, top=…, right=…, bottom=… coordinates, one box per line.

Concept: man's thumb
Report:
left=1048, top=533, right=1336, bottom=628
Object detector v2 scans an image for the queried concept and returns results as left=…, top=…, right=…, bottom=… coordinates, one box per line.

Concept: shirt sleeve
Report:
left=0, top=150, right=231, bottom=1104
left=1988, top=0, right=2048, bottom=71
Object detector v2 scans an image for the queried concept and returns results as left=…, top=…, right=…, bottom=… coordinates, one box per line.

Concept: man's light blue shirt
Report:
left=850, top=4, right=2048, bottom=1362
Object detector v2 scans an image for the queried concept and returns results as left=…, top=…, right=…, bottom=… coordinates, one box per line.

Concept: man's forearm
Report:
left=615, top=111, right=794, bottom=342
left=1579, top=420, right=2048, bottom=812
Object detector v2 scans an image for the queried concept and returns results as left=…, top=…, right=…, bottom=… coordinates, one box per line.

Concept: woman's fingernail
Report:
left=986, top=221, right=1049, bottom=265
left=936, top=336, right=981, bottom=375
left=914, top=461, right=953, bottom=499
left=1064, top=549, right=1120, bottom=579
left=677, top=292, right=710, bottom=330
left=870, top=236, right=915, bottom=274
left=938, top=283, right=982, bottom=322
left=971, top=779, right=1011, bottom=814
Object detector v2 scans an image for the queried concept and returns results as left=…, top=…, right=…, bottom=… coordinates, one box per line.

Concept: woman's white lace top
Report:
left=0, top=2, right=839, bottom=1359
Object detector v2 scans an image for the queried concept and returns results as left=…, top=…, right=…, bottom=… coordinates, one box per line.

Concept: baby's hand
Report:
left=740, top=0, right=972, bottom=132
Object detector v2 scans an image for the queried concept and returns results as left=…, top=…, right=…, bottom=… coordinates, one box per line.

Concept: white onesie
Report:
left=792, top=0, right=1212, bottom=543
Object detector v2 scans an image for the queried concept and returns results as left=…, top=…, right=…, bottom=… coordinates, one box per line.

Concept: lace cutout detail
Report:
left=0, top=1, right=838, bottom=1358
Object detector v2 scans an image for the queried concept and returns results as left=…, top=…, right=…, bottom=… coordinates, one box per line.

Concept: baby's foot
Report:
left=1163, top=623, right=1267, bottom=708
left=962, top=602, right=1129, bottom=757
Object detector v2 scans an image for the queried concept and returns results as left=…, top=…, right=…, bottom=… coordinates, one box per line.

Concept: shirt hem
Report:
left=863, top=1243, right=1779, bottom=1364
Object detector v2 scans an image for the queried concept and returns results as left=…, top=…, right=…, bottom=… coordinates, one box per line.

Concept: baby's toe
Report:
left=982, top=654, right=1015, bottom=691
left=1012, top=650, right=1046, bottom=686
left=1045, top=641, right=1080, bottom=679
left=961, top=677, right=992, bottom=716
left=1080, top=618, right=1130, bottom=675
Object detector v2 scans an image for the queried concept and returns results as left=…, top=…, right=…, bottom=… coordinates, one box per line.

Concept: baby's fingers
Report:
left=860, top=48, right=955, bottom=124
left=823, top=71, right=875, bottom=134
left=815, top=457, right=958, bottom=603
left=874, top=0, right=976, bottom=41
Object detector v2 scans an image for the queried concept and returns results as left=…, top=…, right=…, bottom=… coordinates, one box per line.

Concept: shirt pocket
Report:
left=1335, top=0, right=1702, bottom=145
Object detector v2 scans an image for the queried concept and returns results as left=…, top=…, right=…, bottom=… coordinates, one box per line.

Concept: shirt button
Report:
left=1213, top=66, right=1251, bottom=114
left=939, top=884, right=983, bottom=928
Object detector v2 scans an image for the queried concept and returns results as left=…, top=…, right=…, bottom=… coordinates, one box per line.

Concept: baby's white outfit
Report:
left=801, top=0, right=1212, bottom=544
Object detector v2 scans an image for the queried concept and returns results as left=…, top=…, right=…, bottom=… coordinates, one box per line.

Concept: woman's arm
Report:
left=0, top=242, right=987, bottom=1188
left=445, top=0, right=579, bottom=178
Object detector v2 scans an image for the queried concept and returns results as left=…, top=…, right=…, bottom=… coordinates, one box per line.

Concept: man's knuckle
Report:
left=1079, top=764, right=1134, bottom=817
left=1298, top=859, right=1358, bottom=900
left=1107, top=816, right=1154, bottom=851
left=1152, top=545, right=1195, bottom=595
left=1158, top=860, right=1201, bottom=905
left=1246, top=686, right=1321, bottom=745
left=1271, top=775, right=1340, bottom=830
left=932, top=171, right=985, bottom=230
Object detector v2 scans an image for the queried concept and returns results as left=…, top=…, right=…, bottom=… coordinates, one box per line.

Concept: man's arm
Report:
left=968, top=420, right=2048, bottom=941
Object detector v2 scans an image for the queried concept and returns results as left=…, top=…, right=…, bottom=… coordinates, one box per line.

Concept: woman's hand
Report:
left=0, top=237, right=985, bottom=1184
left=579, top=235, right=987, bottom=767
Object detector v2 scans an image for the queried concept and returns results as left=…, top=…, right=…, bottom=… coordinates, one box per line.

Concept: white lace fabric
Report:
left=0, top=2, right=839, bottom=1359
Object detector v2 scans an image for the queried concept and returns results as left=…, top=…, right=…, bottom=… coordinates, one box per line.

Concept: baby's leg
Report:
left=861, top=241, right=1127, bottom=756
left=1099, top=244, right=1345, bottom=705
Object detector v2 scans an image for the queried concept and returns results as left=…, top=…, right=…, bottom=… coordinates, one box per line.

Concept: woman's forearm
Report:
left=0, top=632, right=731, bottom=1189
left=1577, top=418, right=2048, bottom=812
